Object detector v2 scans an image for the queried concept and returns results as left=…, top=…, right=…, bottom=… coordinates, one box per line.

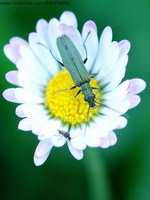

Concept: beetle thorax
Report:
left=80, top=82, right=96, bottom=108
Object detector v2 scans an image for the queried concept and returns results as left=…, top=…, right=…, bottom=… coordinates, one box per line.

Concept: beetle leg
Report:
left=74, top=89, right=81, bottom=98
left=91, top=87, right=99, bottom=90
left=57, top=85, right=77, bottom=92
left=74, top=90, right=82, bottom=113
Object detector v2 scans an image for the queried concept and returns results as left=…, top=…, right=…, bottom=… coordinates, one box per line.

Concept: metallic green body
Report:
left=57, top=35, right=96, bottom=108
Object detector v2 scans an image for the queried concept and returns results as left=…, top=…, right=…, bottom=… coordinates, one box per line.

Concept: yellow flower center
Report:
left=45, top=70, right=101, bottom=126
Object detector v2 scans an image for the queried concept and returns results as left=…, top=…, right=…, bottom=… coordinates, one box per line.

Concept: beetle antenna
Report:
left=94, top=101, right=129, bottom=117
left=37, top=42, right=64, bottom=67
left=83, top=31, right=91, bottom=64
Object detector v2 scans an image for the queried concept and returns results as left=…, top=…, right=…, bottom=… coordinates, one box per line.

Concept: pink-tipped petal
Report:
left=3, top=37, right=28, bottom=64
left=118, top=40, right=131, bottom=58
left=31, top=117, right=50, bottom=135
left=34, top=139, right=53, bottom=157
left=105, top=57, right=127, bottom=91
left=10, top=37, right=28, bottom=46
left=4, top=44, right=21, bottom=64
left=34, top=139, right=53, bottom=166
left=2, top=88, right=21, bottom=103
left=28, top=32, right=58, bottom=77
left=18, top=118, right=33, bottom=131
left=84, top=125, right=101, bottom=147
left=15, top=105, right=26, bottom=118
left=108, top=131, right=117, bottom=146
left=60, top=11, right=77, bottom=28
left=68, top=142, right=83, bottom=160
left=71, top=136, right=86, bottom=150
left=99, top=26, right=112, bottom=48
left=5, top=70, right=21, bottom=86
left=99, top=137, right=111, bottom=148
left=126, top=94, right=141, bottom=109
left=104, top=80, right=129, bottom=106
left=19, top=104, right=47, bottom=118
left=34, top=151, right=51, bottom=166
left=69, top=128, right=86, bottom=150
left=51, top=135, right=66, bottom=147
left=14, top=88, right=44, bottom=104
left=82, top=20, right=98, bottom=70
left=116, top=116, right=128, bottom=129
left=99, top=131, right=117, bottom=148
left=36, top=19, right=50, bottom=45
left=38, top=119, right=61, bottom=140
left=95, top=39, right=120, bottom=81
left=128, top=79, right=146, bottom=94
left=48, top=18, right=60, bottom=57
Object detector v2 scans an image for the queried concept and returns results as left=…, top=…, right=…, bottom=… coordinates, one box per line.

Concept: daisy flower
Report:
left=3, top=11, right=146, bottom=166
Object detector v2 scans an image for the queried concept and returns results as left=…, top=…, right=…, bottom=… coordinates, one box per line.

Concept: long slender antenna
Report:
left=95, top=101, right=128, bottom=117
left=83, top=31, right=91, bottom=64
left=37, top=42, right=64, bottom=67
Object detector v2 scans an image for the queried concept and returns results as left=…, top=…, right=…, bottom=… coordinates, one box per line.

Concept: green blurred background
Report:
left=0, top=0, right=149, bottom=199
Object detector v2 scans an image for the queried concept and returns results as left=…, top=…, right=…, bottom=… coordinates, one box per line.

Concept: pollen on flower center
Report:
left=45, top=70, right=101, bottom=126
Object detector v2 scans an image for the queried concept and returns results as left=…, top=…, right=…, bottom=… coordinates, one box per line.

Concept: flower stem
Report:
left=84, top=148, right=112, bottom=200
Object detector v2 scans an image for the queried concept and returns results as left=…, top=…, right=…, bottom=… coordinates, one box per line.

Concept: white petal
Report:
left=34, top=139, right=52, bottom=157
left=99, top=137, right=111, bottom=148
left=29, top=32, right=58, bottom=76
left=101, top=101, right=130, bottom=117
left=94, top=115, right=127, bottom=133
left=14, top=88, right=44, bottom=104
left=109, top=131, right=117, bottom=146
left=18, top=118, right=33, bottom=131
left=3, top=37, right=28, bottom=64
left=116, top=116, right=128, bottom=129
left=51, top=134, right=66, bottom=147
left=38, top=119, right=61, bottom=140
left=104, top=56, right=128, bottom=91
left=70, top=128, right=86, bottom=150
left=20, top=104, right=48, bottom=118
left=99, top=131, right=117, bottom=148
left=3, top=88, right=22, bottom=103
left=96, top=41, right=119, bottom=80
left=60, top=11, right=77, bottom=28
left=93, top=27, right=130, bottom=91
left=84, top=133, right=100, bottom=147
left=5, top=71, right=21, bottom=86
left=125, top=94, right=141, bottom=109
left=34, top=151, right=51, bottom=166
left=67, top=142, right=83, bottom=160
left=17, top=69, right=45, bottom=98
left=84, top=124, right=101, bottom=147
left=48, top=18, right=61, bottom=58
left=94, top=117, right=114, bottom=135
left=128, top=78, right=146, bottom=94
left=15, top=105, right=26, bottom=118
left=104, top=80, right=129, bottom=106
left=18, top=43, right=51, bottom=81
left=36, top=19, right=50, bottom=46
left=118, top=40, right=131, bottom=58
left=99, top=26, right=112, bottom=48
left=82, top=20, right=98, bottom=71
left=94, top=26, right=113, bottom=76
left=31, top=116, right=50, bottom=135
left=34, top=139, right=53, bottom=166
